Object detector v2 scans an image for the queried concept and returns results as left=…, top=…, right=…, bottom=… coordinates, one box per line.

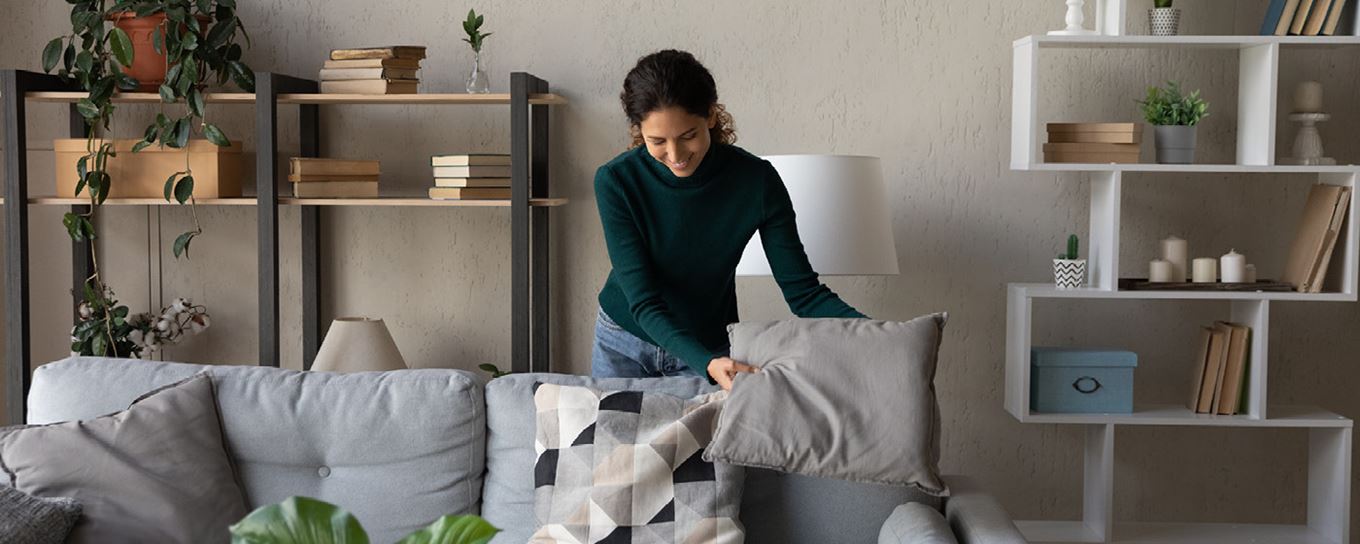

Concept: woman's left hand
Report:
left=707, top=357, right=758, bottom=391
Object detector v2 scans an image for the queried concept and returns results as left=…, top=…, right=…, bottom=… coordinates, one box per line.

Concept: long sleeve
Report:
left=594, top=166, right=716, bottom=371
left=758, top=163, right=868, bottom=319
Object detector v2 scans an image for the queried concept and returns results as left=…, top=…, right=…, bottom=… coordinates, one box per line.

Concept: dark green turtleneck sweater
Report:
left=595, top=142, right=865, bottom=375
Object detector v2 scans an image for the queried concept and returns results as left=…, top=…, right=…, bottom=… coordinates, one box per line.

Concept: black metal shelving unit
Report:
left=1, top=69, right=562, bottom=423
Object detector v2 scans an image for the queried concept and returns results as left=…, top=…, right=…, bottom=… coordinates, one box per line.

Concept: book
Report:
left=434, top=177, right=512, bottom=188
left=1261, top=0, right=1291, bottom=34
left=1046, top=131, right=1142, bottom=144
left=323, top=58, right=422, bottom=70
left=1305, top=0, right=1336, bottom=34
left=1199, top=323, right=1233, bottom=414
left=292, top=181, right=378, bottom=198
left=1046, top=122, right=1142, bottom=133
left=1277, top=0, right=1304, bottom=34
left=1215, top=322, right=1251, bottom=415
left=319, top=79, right=418, bottom=95
left=319, top=67, right=419, bottom=81
left=1323, top=0, right=1352, bottom=34
left=1042, top=151, right=1141, bottom=164
left=428, top=187, right=512, bottom=200
left=1042, top=143, right=1141, bottom=153
left=289, top=158, right=380, bottom=176
left=431, top=154, right=512, bottom=167
left=1305, top=186, right=1351, bottom=293
left=288, top=174, right=380, bottom=183
left=1282, top=184, right=1348, bottom=292
left=329, top=46, right=427, bottom=61
left=1291, top=0, right=1316, bottom=34
left=431, top=165, right=513, bottom=178
left=1188, top=326, right=1214, bottom=412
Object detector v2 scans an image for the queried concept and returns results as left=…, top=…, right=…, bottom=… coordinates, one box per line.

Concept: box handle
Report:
left=1072, top=376, right=1102, bottom=394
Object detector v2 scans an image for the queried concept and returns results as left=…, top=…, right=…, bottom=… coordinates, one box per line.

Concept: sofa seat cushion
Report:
left=482, top=374, right=714, bottom=544
left=27, top=357, right=486, bottom=544
left=0, top=374, right=247, bottom=543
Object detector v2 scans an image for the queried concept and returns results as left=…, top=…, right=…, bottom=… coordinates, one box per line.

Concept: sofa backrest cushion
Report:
left=28, top=357, right=486, bottom=544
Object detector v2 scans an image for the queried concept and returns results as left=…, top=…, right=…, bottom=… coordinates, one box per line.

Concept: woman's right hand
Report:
left=707, top=357, right=758, bottom=391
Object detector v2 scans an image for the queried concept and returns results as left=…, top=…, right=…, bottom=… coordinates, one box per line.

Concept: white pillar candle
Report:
left=1192, top=257, right=1218, bottom=283
left=1294, top=81, right=1324, bottom=113
left=1149, top=259, right=1174, bottom=282
left=1220, top=249, right=1247, bottom=283
left=1161, top=236, right=1188, bottom=282
left=1245, top=264, right=1257, bottom=283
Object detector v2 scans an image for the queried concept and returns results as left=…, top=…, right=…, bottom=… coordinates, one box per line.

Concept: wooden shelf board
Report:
left=277, top=197, right=568, bottom=207
left=28, top=197, right=257, bottom=206
left=1017, top=34, right=1360, bottom=50
left=1012, top=283, right=1357, bottom=302
left=1020, top=520, right=1338, bottom=544
left=275, top=93, right=566, bottom=105
left=1015, top=404, right=1352, bottom=428
left=1019, top=163, right=1360, bottom=174
left=26, top=92, right=255, bottom=104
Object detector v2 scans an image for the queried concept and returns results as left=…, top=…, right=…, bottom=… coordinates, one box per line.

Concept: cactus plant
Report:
left=1154, top=0, right=1173, bottom=8
left=1060, top=234, right=1080, bottom=260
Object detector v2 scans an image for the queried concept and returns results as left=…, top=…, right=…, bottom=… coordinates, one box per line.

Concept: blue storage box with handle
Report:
left=1030, top=347, right=1137, bottom=413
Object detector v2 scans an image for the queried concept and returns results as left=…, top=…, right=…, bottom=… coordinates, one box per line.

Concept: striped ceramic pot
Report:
left=1054, top=259, right=1088, bottom=289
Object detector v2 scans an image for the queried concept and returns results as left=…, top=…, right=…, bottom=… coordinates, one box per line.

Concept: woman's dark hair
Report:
left=620, top=49, right=736, bottom=148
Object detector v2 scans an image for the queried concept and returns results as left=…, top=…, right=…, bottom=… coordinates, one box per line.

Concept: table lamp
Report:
left=736, top=154, right=899, bottom=277
left=311, top=317, right=407, bottom=372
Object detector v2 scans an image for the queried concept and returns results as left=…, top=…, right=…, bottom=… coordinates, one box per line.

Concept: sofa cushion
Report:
left=0, top=373, right=247, bottom=543
left=482, top=374, right=713, bottom=544
left=707, top=315, right=949, bottom=495
left=529, top=383, right=743, bottom=543
left=28, top=357, right=486, bottom=544
left=0, top=485, right=82, bottom=544
left=879, top=502, right=958, bottom=544
left=740, top=469, right=943, bottom=544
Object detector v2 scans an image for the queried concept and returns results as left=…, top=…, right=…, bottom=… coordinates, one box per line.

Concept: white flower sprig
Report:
left=125, top=297, right=210, bottom=356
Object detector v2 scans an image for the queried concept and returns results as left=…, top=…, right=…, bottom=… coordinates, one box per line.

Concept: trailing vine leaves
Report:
left=42, top=0, right=252, bottom=356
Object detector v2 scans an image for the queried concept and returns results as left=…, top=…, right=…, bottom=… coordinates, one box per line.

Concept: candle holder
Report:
left=1049, top=0, right=1099, bottom=36
left=1281, top=113, right=1336, bottom=166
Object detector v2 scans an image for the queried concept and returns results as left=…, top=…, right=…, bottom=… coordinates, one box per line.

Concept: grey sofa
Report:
left=26, top=357, right=1025, bottom=544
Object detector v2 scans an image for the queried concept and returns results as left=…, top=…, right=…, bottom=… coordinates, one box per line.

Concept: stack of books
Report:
left=428, top=154, right=512, bottom=200
left=1282, top=184, right=1351, bottom=292
left=1188, top=322, right=1251, bottom=415
left=1260, top=0, right=1356, bottom=36
left=319, top=46, right=426, bottom=95
left=289, top=158, right=380, bottom=198
left=1043, top=123, right=1142, bottom=164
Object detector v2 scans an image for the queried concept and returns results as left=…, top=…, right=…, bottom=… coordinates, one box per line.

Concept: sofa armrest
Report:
left=941, top=475, right=1027, bottom=544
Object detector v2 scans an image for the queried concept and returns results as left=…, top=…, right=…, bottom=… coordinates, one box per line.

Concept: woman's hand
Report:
left=707, top=357, right=758, bottom=391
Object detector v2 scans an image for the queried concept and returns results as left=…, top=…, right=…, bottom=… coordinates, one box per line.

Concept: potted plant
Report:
left=1149, top=0, right=1180, bottom=36
left=229, top=496, right=499, bottom=544
left=1054, top=234, right=1086, bottom=289
left=1137, top=80, right=1208, bottom=165
left=462, top=9, right=492, bottom=93
left=41, top=0, right=253, bottom=357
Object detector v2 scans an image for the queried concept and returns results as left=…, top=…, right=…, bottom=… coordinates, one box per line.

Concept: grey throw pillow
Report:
left=878, top=502, right=958, bottom=544
left=529, top=383, right=744, bottom=543
left=0, top=373, right=248, bottom=543
left=705, top=315, right=949, bottom=496
left=0, top=484, right=82, bottom=544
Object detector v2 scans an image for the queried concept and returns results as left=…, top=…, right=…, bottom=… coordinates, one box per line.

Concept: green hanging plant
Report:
left=229, top=497, right=499, bottom=544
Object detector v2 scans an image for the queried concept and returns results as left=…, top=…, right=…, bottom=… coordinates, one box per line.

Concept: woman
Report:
left=592, top=49, right=866, bottom=390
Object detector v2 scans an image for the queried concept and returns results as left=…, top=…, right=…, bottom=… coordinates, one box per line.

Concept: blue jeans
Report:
left=591, top=307, right=705, bottom=379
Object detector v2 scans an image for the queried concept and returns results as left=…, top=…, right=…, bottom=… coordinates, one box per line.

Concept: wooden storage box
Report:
left=53, top=139, right=243, bottom=198
left=1030, top=347, right=1137, bottom=414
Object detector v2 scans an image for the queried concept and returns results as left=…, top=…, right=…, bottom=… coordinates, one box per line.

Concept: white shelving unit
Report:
left=1007, top=4, right=1358, bottom=543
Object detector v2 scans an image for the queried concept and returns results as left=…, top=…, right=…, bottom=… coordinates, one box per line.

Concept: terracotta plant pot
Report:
left=106, top=12, right=209, bottom=92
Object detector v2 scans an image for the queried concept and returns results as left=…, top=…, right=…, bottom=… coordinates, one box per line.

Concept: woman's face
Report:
left=638, top=106, right=716, bottom=178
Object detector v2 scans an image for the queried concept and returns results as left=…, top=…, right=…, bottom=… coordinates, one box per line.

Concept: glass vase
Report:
left=465, top=51, right=490, bottom=94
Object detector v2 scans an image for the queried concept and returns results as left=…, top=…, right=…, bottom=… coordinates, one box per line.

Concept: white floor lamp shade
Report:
left=311, top=317, right=407, bottom=372
left=736, top=155, right=899, bottom=276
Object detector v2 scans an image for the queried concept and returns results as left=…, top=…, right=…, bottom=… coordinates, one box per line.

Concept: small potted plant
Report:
left=1137, top=80, right=1208, bottom=165
left=1149, top=0, right=1180, bottom=36
left=1054, top=234, right=1086, bottom=289
left=462, top=9, right=493, bottom=93
left=230, top=496, right=498, bottom=544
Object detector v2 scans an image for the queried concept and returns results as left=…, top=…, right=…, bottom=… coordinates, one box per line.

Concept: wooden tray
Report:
left=1118, top=278, right=1296, bottom=292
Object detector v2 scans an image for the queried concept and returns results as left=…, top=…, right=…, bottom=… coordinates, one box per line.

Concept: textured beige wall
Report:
left=4, top=0, right=1360, bottom=532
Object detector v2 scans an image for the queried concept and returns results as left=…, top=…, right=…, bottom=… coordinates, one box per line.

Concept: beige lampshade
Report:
left=311, top=317, right=407, bottom=372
